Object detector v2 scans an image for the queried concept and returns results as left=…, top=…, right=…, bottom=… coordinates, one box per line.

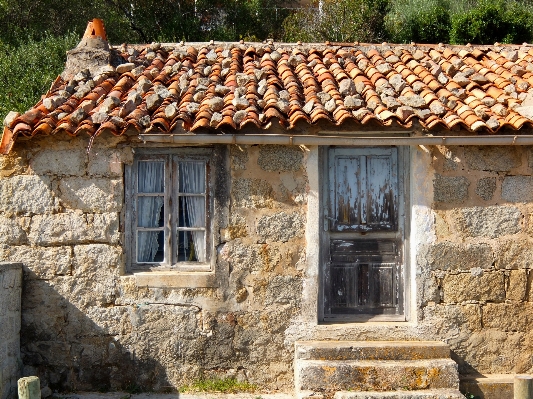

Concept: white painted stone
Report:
left=58, top=177, right=123, bottom=212
left=28, top=212, right=119, bottom=245
left=0, top=175, right=58, bottom=215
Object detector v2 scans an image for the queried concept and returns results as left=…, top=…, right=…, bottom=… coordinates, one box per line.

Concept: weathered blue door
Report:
left=323, top=147, right=404, bottom=320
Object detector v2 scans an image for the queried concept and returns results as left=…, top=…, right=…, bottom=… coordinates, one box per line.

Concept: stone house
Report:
left=2, top=18, right=533, bottom=399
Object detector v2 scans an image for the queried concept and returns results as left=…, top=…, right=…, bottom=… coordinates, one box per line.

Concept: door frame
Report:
left=318, top=145, right=411, bottom=323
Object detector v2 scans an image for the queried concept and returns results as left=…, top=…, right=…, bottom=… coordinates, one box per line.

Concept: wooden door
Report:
left=322, top=147, right=405, bottom=321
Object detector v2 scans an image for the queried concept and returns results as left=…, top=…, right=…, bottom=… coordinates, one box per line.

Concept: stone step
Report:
left=295, top=359, right=460, bottom=393
left=295, top=341, right=451, bottom=361
left=333, top=389, right=466, bottom=399
left=460, top=374, right=514, bottom=399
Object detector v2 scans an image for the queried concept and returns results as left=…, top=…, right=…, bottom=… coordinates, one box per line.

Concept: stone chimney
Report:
left=62, top=19, right=111, bottom=81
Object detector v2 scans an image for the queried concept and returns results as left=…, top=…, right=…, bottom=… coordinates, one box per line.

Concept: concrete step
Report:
left=295, top=341, right=451, bottom=361
left=295, top=359, right=460, bottom=393
left=333, top=389, right=465, bottom=399
left=460, top=374, right=514, bottom=399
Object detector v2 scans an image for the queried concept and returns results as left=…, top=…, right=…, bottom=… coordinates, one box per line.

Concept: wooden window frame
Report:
left=125, top=147, right=214, bottom=273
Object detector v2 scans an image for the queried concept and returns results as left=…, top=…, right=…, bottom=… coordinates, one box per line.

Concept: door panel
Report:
left=323, top=147, right=404, bottom=320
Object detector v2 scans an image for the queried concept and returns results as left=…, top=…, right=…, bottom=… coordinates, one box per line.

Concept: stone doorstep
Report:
left=53, top=393, right=294, bottom=399
left=460, top=374, right=514, bottom=399
left=333, top=389, right=465, bottom=399
left=296, top=359, right=460, bottom=393
left=294, top=341, right=451, bottom=361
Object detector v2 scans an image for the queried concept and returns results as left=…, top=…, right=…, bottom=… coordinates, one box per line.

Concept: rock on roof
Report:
left=3, top=23, right=533, bottom=153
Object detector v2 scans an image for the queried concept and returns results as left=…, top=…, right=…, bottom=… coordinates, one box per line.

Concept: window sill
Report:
left=129, top=270, right=218, bottom=288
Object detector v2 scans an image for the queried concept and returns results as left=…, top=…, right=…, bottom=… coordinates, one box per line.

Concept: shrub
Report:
left=385, top=0, right=451, bottom=43
left=0, top=33, right=78, bottom=121
left=450, top=0, right=533, bottom=44
left=283, top=0, right=389, bottom=43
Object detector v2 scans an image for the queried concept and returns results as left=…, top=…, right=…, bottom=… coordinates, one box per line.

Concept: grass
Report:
left=178, top=377, right=257, bottom=394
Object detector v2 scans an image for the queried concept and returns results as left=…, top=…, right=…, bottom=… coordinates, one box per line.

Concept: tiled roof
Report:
left=4, top=38, right=533, bottom=153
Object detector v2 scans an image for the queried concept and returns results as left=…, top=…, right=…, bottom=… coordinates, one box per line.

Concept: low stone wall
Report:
left=0, top=262, right=22, bottom=399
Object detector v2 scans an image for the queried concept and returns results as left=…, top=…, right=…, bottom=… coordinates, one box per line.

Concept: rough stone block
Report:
left=87, top=148, right=131, bottom=176
left=58, top=177, right=123, bottom=212
left=482, top=303, right=533, bottom=332
left=464, top=146, right=521, bottom=171
left=73, top=244, right=122, bottom=279
left=29, top=212, right=119, bottom=245
left=230, top=145, right=248, bottom=170
left=265, top=275, right=302, bottom=305
left=0, top=217, right=27, bottom=245
left=506, top=269, right=527, bottom=301
left=256, top=212, right=305, bottom=242
left=258, top=145, right=303, bottom=172
left=418, top=242, right=493, bottom=271
left=220, top=242, right=269, bottom=273
left=0, top=175, right=57, bottom=215
left=85, top=306, right=131, bottom=336
left=476, top=177, right=496, bottom=201
left=495, top=239, right=533, bottom=269
left=30, top=148, right=86, bottom=175
left=232, top=178, right=274, bottom=208
left=502, top=176, right=533, bottom=202
left=433, top=174, right=469, bottom=203
left=0, top=246, right=72, bottom=279
left=424, top=304, right=483, bottom=335
left=452, top=206, right=522, bottom=238
left=442, top=272, right=505, bottom=303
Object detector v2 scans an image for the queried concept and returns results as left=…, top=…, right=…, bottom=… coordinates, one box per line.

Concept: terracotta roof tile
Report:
left=5, top=41, right=533, bottom=152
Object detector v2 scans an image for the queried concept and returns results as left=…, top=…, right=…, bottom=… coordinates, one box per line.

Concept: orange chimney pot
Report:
left=83, top=19, right=107, bottom=41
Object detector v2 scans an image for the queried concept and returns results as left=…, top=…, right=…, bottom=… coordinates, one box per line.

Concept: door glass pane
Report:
left=367, top=156, right=395, bottom=228
left=137, top=197, right=164, bottom=227
left=334, top=157, right=360, bottom=228
left=138, top=161, right=164, bottom=193
left=137, top=231, right=164, bottom=262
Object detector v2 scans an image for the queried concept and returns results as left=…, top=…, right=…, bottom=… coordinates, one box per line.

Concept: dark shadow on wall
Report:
left=20, top=269, right=171, bottom=393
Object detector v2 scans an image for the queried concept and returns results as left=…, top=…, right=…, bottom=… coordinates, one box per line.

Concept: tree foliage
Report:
left=450, top=0, right=533, bottom=44
left=283, top=0, right=389, bottom=43
left=385, top=0, right=452, bottom=44
left=0, top=33, right=78, bottom=117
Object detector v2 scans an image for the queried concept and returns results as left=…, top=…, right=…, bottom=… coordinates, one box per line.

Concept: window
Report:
left=320, top=146, right=408, bottom=321
left=125, top=148, right=213, bottom=272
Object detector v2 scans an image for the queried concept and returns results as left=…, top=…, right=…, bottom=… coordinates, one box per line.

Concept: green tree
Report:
left=450, top=0, right=533, bottom=44
left=385, top=0, right=452, bottom=44
left=283, top=0, right=389, bottom=43
left=0, top=33, right=78, bottom=117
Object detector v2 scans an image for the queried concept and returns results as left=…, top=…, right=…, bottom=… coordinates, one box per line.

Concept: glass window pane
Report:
left=178, top=196, right=205, bottom=227
left=137, top=196, right=164, bottom=227
left=179, top=161, right=206, bottom=194
left=178, top=230, right=205, bottom=262
left=138, top=161, right=165, bottom=193
left=137, top=231, right=164, bottom=262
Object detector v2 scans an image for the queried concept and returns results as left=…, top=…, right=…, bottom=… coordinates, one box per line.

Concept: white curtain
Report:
left=180, top=161, right=206, bottom=262
left=137, top=161, right=164, bottom=262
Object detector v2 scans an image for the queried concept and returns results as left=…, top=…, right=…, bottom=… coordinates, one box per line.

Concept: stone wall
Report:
left=0, top=135, right=307, bottom=392
left=0, top=262, right=22, bottom=399
left=2, top=133, right=533, bottom=393
left=420, top=145, right=533, bottom=375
